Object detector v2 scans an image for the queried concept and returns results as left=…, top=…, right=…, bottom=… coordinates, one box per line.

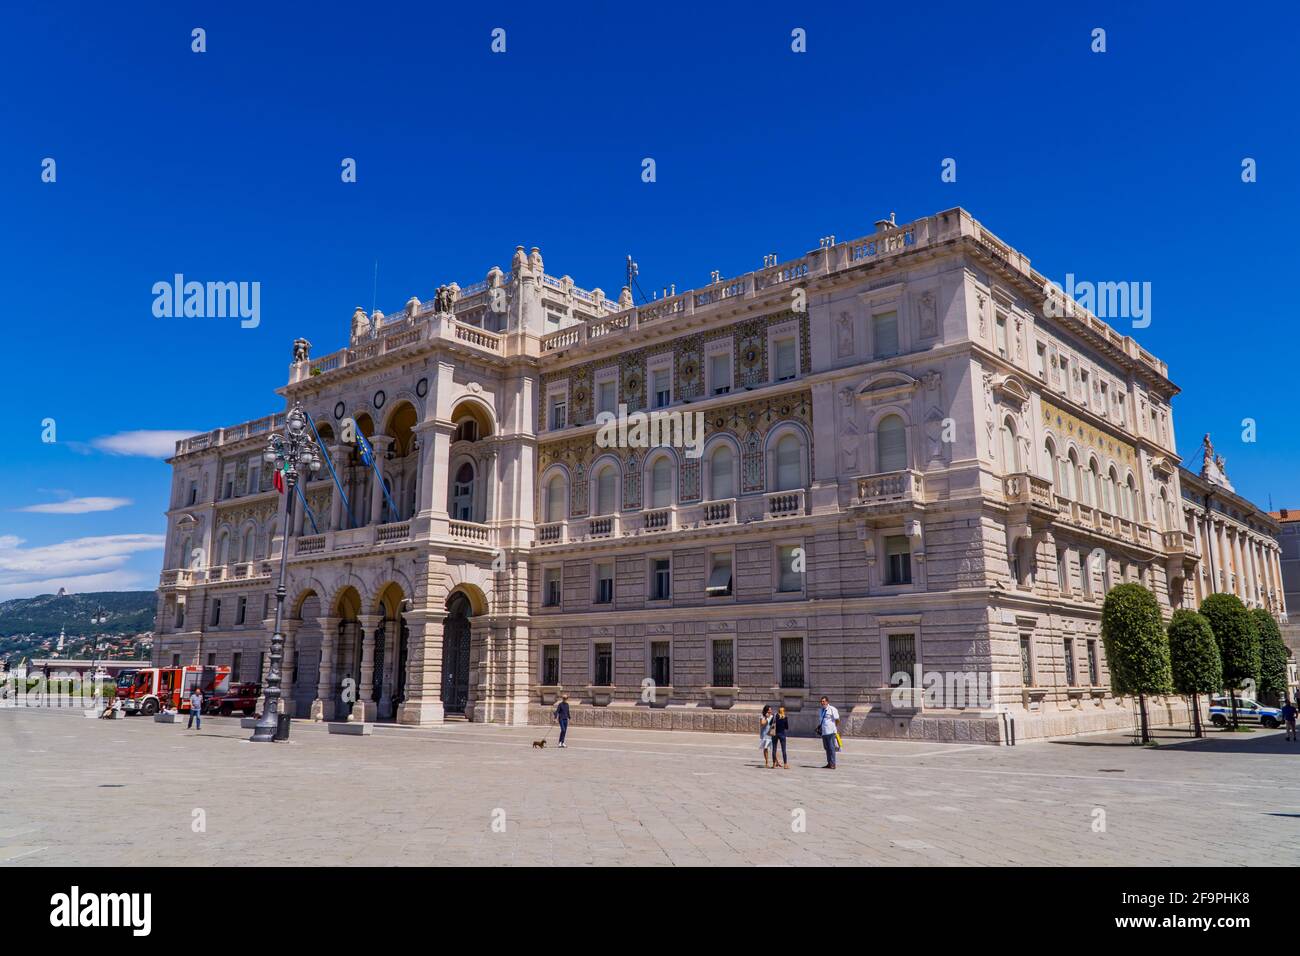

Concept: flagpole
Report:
left=359, top=432, right=400, bottom=520
left=304, top=411, right=356, bottom=529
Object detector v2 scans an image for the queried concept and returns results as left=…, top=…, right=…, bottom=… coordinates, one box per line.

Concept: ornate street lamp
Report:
left=251, top=402, right=323, bottom=743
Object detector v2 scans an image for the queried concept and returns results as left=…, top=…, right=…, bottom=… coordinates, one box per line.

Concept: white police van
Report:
left=1208, top=694, right=1283, bottom=728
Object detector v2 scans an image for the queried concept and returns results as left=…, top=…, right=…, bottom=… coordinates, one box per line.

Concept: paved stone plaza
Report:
left=2, top=708, right=1297, bottom=866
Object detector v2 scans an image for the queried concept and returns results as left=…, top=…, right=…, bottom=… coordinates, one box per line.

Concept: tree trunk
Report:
left=1190, top=693, right=1202, bottom=738
left=1138, top=693, right=1150, bottom=744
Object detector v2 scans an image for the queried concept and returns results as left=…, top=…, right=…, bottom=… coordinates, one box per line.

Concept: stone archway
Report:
left=373, top=582, right=408, bottom=720
left=442, top=591, right=473, bottom=716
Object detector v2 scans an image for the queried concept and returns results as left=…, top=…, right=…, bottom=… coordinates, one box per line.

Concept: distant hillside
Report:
left=0, top=590, right=157, bottom=638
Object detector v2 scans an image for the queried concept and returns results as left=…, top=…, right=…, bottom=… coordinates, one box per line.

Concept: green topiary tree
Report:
left=1167, top=609, right=1222, bottom=737
left=1101, top=583, right=1173, bottom=743
left=1199, top=593, right=1261, bottom=729
left=1251, top=608, right=1289, bottom=707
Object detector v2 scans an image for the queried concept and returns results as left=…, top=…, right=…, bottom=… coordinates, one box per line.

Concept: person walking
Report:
left=759, top=705, right=775, bottom=767
left=817, top=696, right=841, bottom=769
left=555, top=694, right=570, bottom=748
left=186, top=685, right=203, bottom=730
left=771, top=705, right=790, bottom=769
left=1283, top=700, right=1297, bottom=742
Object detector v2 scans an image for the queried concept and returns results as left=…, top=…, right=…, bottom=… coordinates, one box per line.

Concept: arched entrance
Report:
left=442, top=592, right=472, bottom=715
left=292, top=592, right=323, bottom=718
left=375, top=582, right=409, bottom=721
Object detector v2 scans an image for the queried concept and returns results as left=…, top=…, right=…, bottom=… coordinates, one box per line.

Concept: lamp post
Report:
left=251, top=402, right=322, bottom=743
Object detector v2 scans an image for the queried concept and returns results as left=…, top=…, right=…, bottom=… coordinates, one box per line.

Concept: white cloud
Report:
left=17, top=496, right=133, bottom=514
left=0, top=533, right=164, bottom=600
left=90, top=430, right=199, bottom=458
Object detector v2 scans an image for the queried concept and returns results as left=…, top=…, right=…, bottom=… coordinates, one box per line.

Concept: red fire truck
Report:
left=114, top=665, right=231, bottom=716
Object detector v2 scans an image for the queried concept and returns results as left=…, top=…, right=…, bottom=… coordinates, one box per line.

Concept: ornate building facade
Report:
left=153, top=208, right=1288, bottom=743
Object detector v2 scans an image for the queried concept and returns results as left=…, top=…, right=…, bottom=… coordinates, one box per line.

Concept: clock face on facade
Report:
left=415, top=377, right=428, bottom=398
left=333, top=402, right=345, bottom=420
left=374, top=390, right=386, bottom=409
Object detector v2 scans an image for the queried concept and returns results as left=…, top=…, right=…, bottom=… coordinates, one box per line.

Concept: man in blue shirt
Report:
left=1282, top=701, right=1297, bottom=742
left=555, top=695, right=570, bottom=748
left=817, top=696, right=841, bottom=769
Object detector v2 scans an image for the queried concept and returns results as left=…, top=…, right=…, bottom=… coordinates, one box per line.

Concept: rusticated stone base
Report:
left=528, top=694, right=1196, bottom=746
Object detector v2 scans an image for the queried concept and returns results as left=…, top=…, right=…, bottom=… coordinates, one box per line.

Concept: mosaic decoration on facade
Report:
left=537, top=389, right=813, bottom=511
left=538, top=310, right=807, bottom=429
left=1040, top=398, right=1137, bottom=467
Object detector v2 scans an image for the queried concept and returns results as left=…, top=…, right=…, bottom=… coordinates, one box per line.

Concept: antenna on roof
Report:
left=371, top=259, right=379, bottom=316
left=626, top=254, right=651, bottom=305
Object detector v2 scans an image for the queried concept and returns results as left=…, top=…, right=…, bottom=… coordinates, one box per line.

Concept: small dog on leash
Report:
left=532, top=739, right=547, bottom=749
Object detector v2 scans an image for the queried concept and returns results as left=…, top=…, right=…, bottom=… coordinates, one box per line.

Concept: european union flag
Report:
left=357, top=432, right=374, bottom=467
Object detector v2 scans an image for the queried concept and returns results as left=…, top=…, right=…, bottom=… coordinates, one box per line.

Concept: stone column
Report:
left=369, top=436, right=393, bottom=525
left=1248, top=538, right=1261, bottom=607
left=414, top=418, right=456, bottom=538
left=279, top=619, right=299, bottom=716
left=328, top=445, right=346, bottom=531
left=354, top=613, right=379, bottom=721
left=311, top=616, right=339, bottom=721
left=1215, top=520, right=1229, bottom=594
left=467, top=617, right=493, bottom=723
left=483, top=447, right=499, bottom=524
left=396, top=606, right=446, bottom=726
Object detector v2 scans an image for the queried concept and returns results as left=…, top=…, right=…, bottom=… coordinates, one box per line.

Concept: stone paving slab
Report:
left=3, top=708, right=1298, bottom=866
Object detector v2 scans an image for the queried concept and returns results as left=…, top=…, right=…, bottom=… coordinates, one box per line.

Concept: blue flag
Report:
left=357, top=432, right=374, bottom=468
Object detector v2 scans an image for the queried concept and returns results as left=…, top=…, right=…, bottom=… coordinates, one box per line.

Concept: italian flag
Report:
left=273, top=462, right=286, bottom=493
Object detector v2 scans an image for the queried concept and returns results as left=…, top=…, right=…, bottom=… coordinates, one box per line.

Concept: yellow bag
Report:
left=835, top=732, right=843, bottom=751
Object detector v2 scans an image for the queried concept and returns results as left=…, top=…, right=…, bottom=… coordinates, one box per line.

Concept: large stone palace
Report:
left=154, top=207, right=1289, bottom=742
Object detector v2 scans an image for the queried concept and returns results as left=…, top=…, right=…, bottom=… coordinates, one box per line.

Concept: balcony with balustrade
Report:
left=852, top=470, right=926, bottom=514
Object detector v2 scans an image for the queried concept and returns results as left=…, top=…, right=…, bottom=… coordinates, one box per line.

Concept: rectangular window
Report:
left=206, top=653, right=216, bottom=667
left=1079, top=549, right=1093, bottom=598
left=995, top=315, right=1008, bottom=357
left=779, top=637, right=805, bottom=689
left=187, top=481, right=198, bottom=506
left=247, top=466, right=260, bottom=496
left=262, top=593, right=270, bottom=619
left=873, top=311, right=899, bottom=358
left=542, top=645, right=560, bottom=685
left=708, top=351, right=731, bottom=395
left=1087, top=639, right=1099, bottom=685
left=650, top=642, right=671, bottom=686
left=210, top=600, right=221, bottom=626
left=597, top=379, right=617, bottom=415
left=711, top=639, right=735, bottom=687
left=651, top=367, right=671, bottom=408
left=1063, top=637, right=1077, bottom=686
left=222, top=476, right=234, bottom=500
left=885, top=535, right=912, bottom=585
left=774, top=337, right=797, bottom=381
left=1079, top=369, right=1090, bottom=408
left=236, top=596, right=247, bottom=625
left=1059, top=356, right=1070, bottom=395
left=542, top=567, right=561, bottom=607
left=887, top=633, right=917, bottom=687
left=651, top=558, right=671, bottom=601
left=231, top=652, right=242, bottom=682
left=594, top=562, right=614, bottom=604
left=706, top=551, right=732, bottom=597
left=1099, top=381, right=1109, bottom=416
left=172, top=653, right=182, bottom=667
left=175, top=604, right=185, bottom=629
left=1020, top=635, right=1034, bottom=687
left=594, top=643, right=613, bottom=686
left=777, top=544, right=802, bottom=592
left=549, top=396, right=566, bottom=431
left=1036, top=343, right=1047, bottom=379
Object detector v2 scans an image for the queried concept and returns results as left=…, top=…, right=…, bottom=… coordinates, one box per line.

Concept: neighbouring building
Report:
left=153, top=207, right=1287, bottom=743
left=1269, top=508, right=1300, bottom=666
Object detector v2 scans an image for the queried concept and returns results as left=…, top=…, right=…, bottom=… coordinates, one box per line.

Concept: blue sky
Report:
left=1, top=1, right=1297, bottom=600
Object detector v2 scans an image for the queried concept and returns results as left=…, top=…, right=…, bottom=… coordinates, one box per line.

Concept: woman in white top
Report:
left=759, top=705, right=775, bottom=768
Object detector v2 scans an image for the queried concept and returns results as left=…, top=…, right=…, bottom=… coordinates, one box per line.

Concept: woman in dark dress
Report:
left=771, top=705, right=790, bottom=769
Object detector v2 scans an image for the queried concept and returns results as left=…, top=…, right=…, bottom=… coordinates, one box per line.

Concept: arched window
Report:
left=452, top=461, right=475, bottom=521
left=241, top=527, right=255, bottom=561
left=1109, top=467, right=1123, bottom=518
left=649, top=456, right=673, bottom=508
left=709, top=444, right=735, bottom=500
left=179, top=535, right=192, bottom=570
left=453, top=418, right=479, bottom=443
left=594, top=463, right=618, bottom=516
left=774, top=434, right=803, bottom=491
left=876, top=415, right=908, bottom=473
left=1043, top=439, right=1057, bottom=486
left=1127, top=475, right=1140, bottom=522
left=544, top=473, right=566, bottom=523
left=1063, top=449, right=1078, bottom=500
left=1000, top=418, right=1020, bottom=473
left=217, top=530, right=230, bottom=566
